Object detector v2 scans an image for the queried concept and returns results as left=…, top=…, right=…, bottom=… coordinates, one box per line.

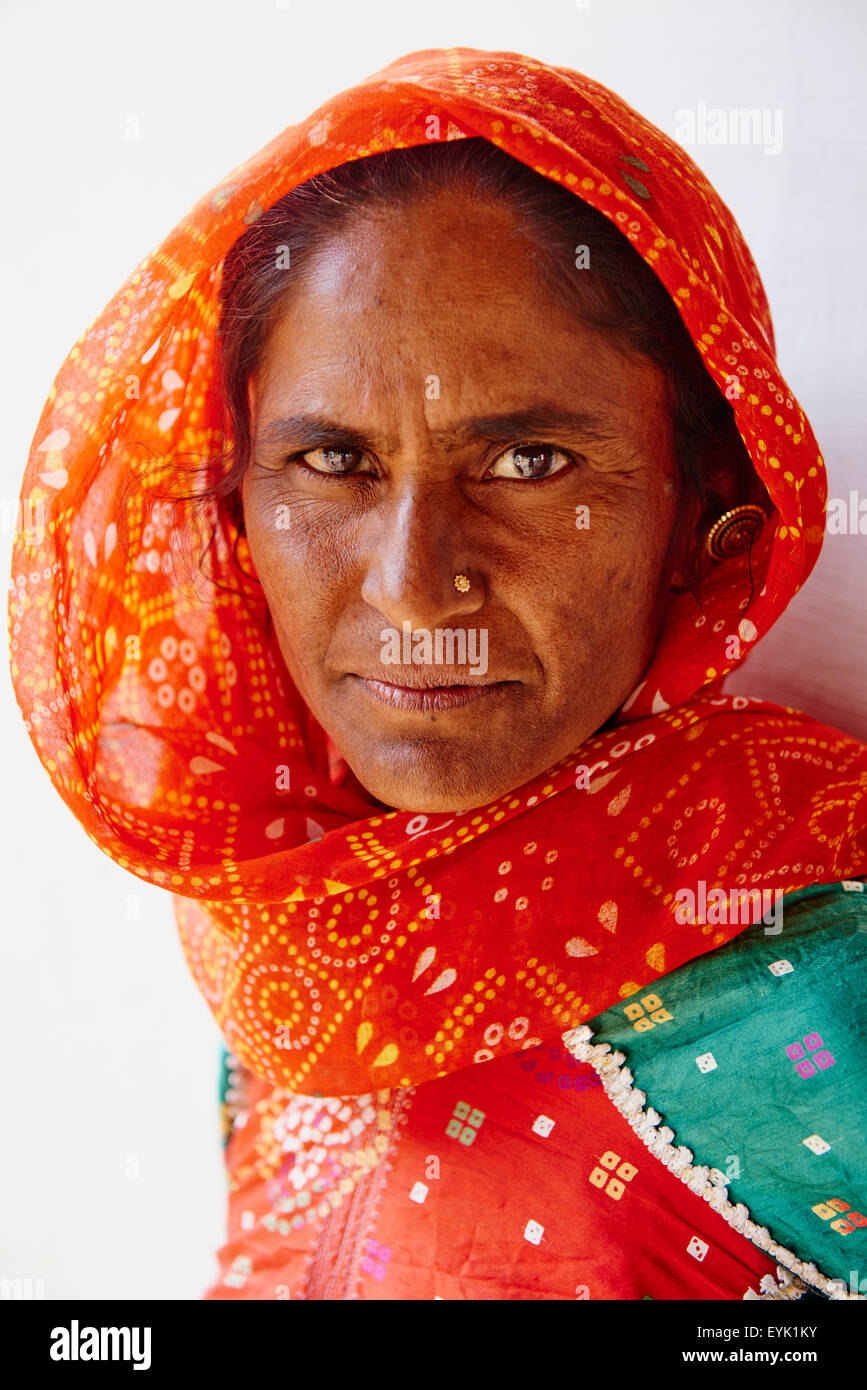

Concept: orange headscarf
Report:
left=9, top=47, right=866, bottom=1096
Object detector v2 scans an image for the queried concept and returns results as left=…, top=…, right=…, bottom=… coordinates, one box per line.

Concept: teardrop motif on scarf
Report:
left=598, top=900, right=618, bottom=933
left=565, top=937, right=598, bottom=958
left=38, top=468, right=68, bottom=489
left=587, top=769, right=619, bottom=796
left=167, top=272, right=196, bottom=301
left=646, top=942, right=666, bottom=973
left=371, top=1043, right=399, bottom=1068
left=141, top=336, right=163, bottom=364
left=210, top=185, right=239, bottom=212
left=413, top=946, right=436, bottom=981
left=205, top=732, right=238, bottom=755
left=189, top=756, right=225, bottom=775
left=38, top=428, right=70, bottom=452
left=607, top=784, right=632, bottom=816
left=424, top=968, right=456, bottom=995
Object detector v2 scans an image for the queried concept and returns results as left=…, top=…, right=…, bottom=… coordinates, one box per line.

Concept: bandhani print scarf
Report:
left=9, top=47, right=866, bottom=1299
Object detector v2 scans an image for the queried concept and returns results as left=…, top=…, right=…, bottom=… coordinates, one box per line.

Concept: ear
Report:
left=667, top=488, right=706, bottom=593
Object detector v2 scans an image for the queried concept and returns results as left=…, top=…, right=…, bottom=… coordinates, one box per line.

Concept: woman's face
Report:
left=242, top=190, right=684, bottom=813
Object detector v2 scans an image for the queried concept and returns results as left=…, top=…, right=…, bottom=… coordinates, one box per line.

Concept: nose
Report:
left=360, top=480, right=486, bottom=631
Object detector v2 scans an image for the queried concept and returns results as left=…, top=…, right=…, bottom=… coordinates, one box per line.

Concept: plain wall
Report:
left=1, top=0, right=864, bottom=1299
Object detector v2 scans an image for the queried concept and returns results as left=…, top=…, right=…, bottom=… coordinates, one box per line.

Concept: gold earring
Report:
left=454, top=573, right=471, bottom=593
left=704, top=505, right=766, bottom=561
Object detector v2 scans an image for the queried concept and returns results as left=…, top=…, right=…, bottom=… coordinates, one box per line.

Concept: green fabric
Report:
left=218, top=1041, right=235, bottom=1152
left=586, top=878, right=867, bottom=1290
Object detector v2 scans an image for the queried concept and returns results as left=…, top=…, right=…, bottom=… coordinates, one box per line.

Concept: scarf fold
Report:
left=9, top=46, right=865, bottom=1096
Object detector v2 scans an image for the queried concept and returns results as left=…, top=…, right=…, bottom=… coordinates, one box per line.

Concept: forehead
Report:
left=254, top=193, right=667, bottom=420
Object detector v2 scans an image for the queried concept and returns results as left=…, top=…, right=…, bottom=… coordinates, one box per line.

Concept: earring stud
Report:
left=705, top=505, right=766, bottom=561
left=454, top=573, right=471, bottom=593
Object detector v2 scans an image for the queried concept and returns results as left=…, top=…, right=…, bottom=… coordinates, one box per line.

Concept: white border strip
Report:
left=561, top=1024, right=861, bottom=1301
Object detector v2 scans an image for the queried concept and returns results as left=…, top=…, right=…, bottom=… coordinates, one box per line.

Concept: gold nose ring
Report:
left=453, top=573, right=471, bottom=593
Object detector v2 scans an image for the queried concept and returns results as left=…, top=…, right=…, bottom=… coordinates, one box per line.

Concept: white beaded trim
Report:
left=744, top=1267, right=810, bottom=1301
left=561, top=1023, right=862, bottom=1301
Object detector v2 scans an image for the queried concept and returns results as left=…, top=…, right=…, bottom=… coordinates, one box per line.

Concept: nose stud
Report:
left=453, top=573, right=471, bottom=593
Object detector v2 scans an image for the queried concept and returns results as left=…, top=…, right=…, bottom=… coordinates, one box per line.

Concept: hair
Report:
left=173, top=136, right=768, bottom=596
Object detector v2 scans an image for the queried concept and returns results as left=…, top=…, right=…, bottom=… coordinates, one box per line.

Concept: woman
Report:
left=9, top=47, right=867, bottom=1300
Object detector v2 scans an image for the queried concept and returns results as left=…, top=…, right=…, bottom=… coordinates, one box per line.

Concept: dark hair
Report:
left=175, top=136, right=767, bottom=595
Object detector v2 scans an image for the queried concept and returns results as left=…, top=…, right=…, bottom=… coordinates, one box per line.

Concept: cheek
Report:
left=245, top=481, right=330, bottom=587
left=246, top=478, right=365, bottom=595
left=242, top=489, right=331, bottom=649
left=530, top=509, right=673, bottom=679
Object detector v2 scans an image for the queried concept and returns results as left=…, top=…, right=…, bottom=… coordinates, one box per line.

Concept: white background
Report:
left=1, top=0, right=864, bottom=1299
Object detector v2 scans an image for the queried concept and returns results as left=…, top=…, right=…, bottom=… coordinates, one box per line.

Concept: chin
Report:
left=343, top=738, right=515, bottom=815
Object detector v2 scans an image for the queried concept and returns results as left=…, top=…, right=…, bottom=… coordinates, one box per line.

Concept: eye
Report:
left=486, top=444, right=575, bottom=481
left=293, top=446, right=375, bottom=476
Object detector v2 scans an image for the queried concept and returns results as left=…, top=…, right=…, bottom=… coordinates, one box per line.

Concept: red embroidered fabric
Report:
left=207, top=1043, right=782, bottom=1300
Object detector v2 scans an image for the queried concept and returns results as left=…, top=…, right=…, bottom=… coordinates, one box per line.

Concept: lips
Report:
left=351, top=674, right=513, bottom=713
left=351, top=668, right=503, bottom=690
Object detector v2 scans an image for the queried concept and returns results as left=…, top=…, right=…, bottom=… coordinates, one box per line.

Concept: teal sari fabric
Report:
left=584, top=879, right=867, bottom=1292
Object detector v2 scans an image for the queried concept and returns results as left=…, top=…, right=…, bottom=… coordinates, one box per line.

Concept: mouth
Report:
left=350, top=672, right=515, bottom=713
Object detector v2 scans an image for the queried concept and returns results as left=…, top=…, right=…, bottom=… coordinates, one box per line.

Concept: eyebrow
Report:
left=254, top=404, right=620, bottom=456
